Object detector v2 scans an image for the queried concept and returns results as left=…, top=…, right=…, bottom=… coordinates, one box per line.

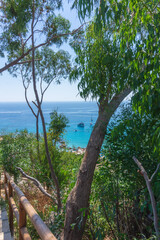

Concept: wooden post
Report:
left=19, top=201, right=26, bottom=240
left=8, top=181, right=14, bottom=236
left=4, top=173, right=7, bottom=200
left=0, top=172, right=1, bottom=198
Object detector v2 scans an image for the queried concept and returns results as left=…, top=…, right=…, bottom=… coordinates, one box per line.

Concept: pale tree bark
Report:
left=64, top=88, right=131, bottom=240
left=133, top=156, right=160, bottom=240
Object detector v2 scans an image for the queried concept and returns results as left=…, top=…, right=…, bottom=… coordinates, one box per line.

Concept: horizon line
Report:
left=0, top=100, right=97, bottom=103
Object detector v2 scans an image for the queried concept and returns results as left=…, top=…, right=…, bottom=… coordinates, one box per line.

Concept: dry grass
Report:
left=19, top=180, right=52, bottom=215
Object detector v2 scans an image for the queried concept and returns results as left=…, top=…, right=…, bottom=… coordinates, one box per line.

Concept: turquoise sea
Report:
left=0, top=102, right=99, bottom=148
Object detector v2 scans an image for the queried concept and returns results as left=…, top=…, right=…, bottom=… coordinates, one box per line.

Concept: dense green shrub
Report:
left=87, top=104, right=160, bottom=239
left=0, top=130, right=35, bottom=181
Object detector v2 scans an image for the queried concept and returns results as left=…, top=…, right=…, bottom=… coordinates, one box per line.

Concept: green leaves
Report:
left=73, top=0, right=160, bottom=116
left=48, top=110, right=69, bottom=144
left=35, top=47, right=71, bottom=84
left=70, top=22, right=132, bottom=103
left=44, top=14, right=71, bottom=46
left=0, top=130, right=35, bottom=181
left=0, top=0, right=71, bottom=73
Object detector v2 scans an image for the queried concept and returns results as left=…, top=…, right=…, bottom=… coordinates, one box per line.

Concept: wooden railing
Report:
left=1, top=171, right=57, bottom=240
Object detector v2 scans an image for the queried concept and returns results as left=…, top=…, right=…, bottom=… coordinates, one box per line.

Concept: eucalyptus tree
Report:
left=48, top=110, right=69, bottom=146
left=64, top=23, right=133, bottom=239
left=0, top=0, right=33, bottom=72
left=21, top=1, right=71, bottom=211
left=17, top=46, right=71, bottom=166
left=71, top=0, right=160, bottom=115
left=63, top=1, right=160, bottom=239
left=17, top=47, right=71, bottom=141
left=1, top=0, right=72, bottom=211
left=0, top=0, right=73, bottom=73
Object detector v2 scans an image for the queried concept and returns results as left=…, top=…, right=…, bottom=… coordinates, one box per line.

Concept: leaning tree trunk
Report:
left=64, top=88, right=131, bottom=240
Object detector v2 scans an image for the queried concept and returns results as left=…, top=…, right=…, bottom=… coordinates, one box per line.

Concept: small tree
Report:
left=27, top=1, right=71, bottom=211
left=5, top=0, right=73, bottom=211
left=17, top=46, right=71, bottom=159
left=48, top=110, right=69, bottom=146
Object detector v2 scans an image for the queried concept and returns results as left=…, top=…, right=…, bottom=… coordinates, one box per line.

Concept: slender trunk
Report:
left=39, top=107, right=62, bottom=210
left=146, top=180, right=160, bottom=239
left=100, top=200, right=117, bottom=240
left=116, top=178, right=120, bottom=233
left=64, top=88, right=131, bottom=240
left=133, top=157, right=160, bottom=240
left=36, top=113, right=39, bottom=142
left=36, top=112, right=41, bottom=162
left=31, top=3, right=61, bottom=210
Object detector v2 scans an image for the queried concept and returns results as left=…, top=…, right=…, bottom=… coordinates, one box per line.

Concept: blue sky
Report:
left=0, top=1, right=86, bottom=102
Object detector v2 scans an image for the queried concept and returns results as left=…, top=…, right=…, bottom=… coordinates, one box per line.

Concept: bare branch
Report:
left=23, top=34, right=32, bottom=47
left=32, top=101, right=38, bottom=108
left=16, top=167, right=57, bottom=204
left=39, top=81, right=42, bottom=100
left=16, top=59, right=41, bottom=65
left=34, top=29, right=43, bottom=34
left=150, top=163, right=160, bottom=182
left=133, top=156, right=160, bottom=239
left=25, top=88, right=37, bottom=118
left=40, top=76, right=55, bottom=105
left=133, top=156, right=149, bottom=181
left=42, top=79, right=54, bottom=97
left=33, top=9, right=42, bottom=29
left=21, top=69, right=37, bottom=118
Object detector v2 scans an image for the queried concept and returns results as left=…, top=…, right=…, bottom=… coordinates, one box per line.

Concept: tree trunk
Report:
left=31, top=3, right=61, bottom=211
left=133, top=157, right=160, bottom=240
left=64, top=88, right=131, bottom=240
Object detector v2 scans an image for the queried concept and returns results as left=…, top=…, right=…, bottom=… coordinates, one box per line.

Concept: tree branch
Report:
left=0, top=23, right=87, bottom=74
left=21, top=69, right=37, bottom=118
left=101, top=87, right=132, bottom=115
left=133, top=156, right=160, bottom=239
left=32, top=101, right=38, bottom=108
left=110, top=87, right=132, bottom=107
left=42, top=78, right=54, bottom=97
left=150, top=163, right=160, bottom=182
left=23, top=34, right=32, bottom=47
left=105, top=76, right=113, bottom=103
left=16, top=59, right=41, bottom=65
left=16, top=167, right=57, bottom=203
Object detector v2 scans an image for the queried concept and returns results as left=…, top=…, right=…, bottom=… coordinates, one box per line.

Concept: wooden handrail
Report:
left=2, top=171, right=57, bottom=240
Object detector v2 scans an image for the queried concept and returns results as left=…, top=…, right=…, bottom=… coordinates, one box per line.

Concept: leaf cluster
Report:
left=73, top=0, right=160, bottom=115
left=70, top=22, right=132, bottom=103
left=48, top=110, right=69, bottom=144
left=0, top=0, right=71, bottom=65
left=0, top=130, right=35, bottom=181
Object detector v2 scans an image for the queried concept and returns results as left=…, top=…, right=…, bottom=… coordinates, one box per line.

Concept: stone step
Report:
left=0, top=232, right=13, bottom=240
left=0, top=207, right=13, bottom=240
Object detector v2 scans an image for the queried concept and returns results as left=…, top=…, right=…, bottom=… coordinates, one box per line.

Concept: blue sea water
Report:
left=0, top=102, right=98, bottom=148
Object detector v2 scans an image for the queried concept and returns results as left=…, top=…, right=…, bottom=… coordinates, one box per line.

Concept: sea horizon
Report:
left=0, top=101, right=98, bottom=148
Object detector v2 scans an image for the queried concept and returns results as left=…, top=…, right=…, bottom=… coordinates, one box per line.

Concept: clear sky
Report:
left=0, top=1, right=86, bottom=102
